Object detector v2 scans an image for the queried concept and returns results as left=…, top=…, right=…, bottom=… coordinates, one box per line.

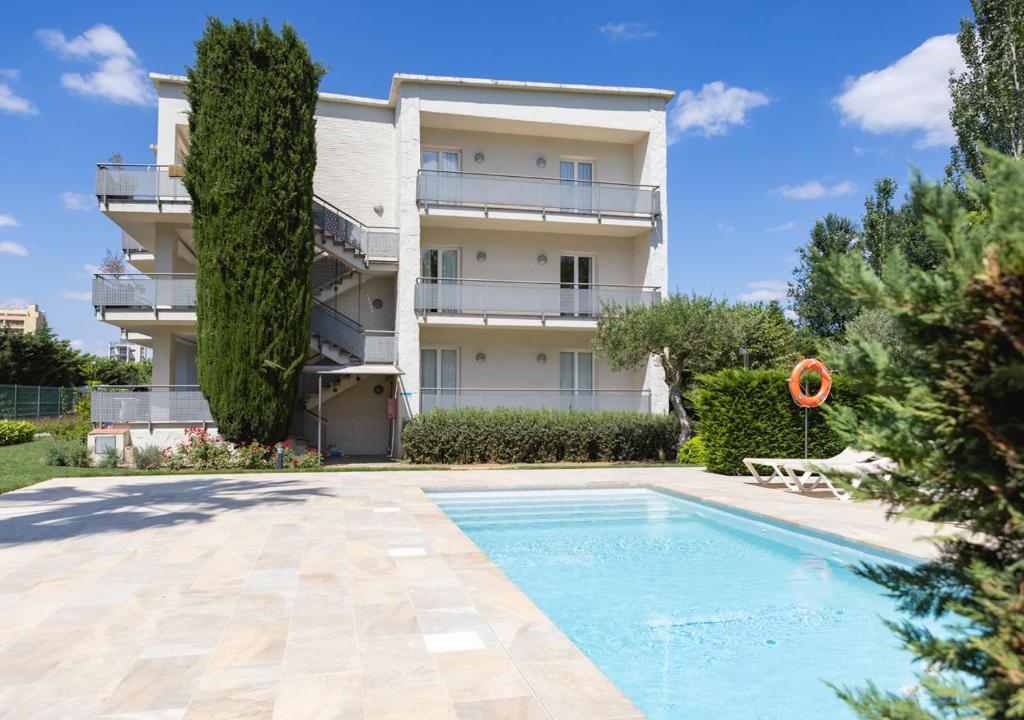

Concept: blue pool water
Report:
left=430, top=487, right=923, bottom=720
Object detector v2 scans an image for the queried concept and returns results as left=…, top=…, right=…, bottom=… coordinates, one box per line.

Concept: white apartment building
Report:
left=91, top=72, right=671, bottom=457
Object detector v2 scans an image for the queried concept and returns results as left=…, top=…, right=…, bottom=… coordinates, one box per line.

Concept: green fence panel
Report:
left=0, top=384, right=78, bottom=419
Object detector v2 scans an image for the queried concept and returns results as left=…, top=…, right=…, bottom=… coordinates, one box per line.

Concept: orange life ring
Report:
left=789, top=358, right=832, bottom=408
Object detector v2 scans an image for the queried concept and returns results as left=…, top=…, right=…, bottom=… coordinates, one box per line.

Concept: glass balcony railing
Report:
left=92, top=274, right=197, bottom=309
left=421, top=389, right=652, bottom=413
left=95, top=164, right=190, bottom=202
left=414, top=278, right=659, bottom=318
left=416, top=170, right=660, bottom=218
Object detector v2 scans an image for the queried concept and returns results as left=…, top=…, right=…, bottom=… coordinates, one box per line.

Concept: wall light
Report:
left=474, top=152, right=485, bottom=164
left=536, top=157, right=546, bottom=168
left=537, top=254, right=547, bottom=265
left=536, top=353, right=547, bottom=365
left=476, top=251, right=487, bottom=262
left=475, top=352, right=487, bottom=363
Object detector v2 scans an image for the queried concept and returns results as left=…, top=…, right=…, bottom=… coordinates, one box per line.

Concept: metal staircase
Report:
left=312, top=195, right=399, bottom=270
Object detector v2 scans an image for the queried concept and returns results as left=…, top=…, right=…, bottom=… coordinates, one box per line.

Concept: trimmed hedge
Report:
left=0, top=420, right=36, bottom=446
left=677, top=435, right=707, bottom=465
left=403, top=408, right=677, bottom=464
left=693, top=368, right=860, bottom=475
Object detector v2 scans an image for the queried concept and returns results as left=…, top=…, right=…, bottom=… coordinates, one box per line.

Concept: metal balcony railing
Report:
left=92, top=274, right=196, bottom=310
left=310, top=301, right=396, bottom=363
left=416, top=170, right=660, bottom=218
left=421, top=389, right=652, bottom=413
left=121, top=232, right=148, bottom=255
left=414, top=278, right=660, bottom=318
left=313, top=195, right=399, bottom=259
left=91, top=385, right=213, bottom=425
left=96, top=164, right=190, bottom=202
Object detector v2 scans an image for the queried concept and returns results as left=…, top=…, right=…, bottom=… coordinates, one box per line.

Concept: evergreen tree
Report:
left=788, top=214, right=861, bottom=337
left=184, top=19, right=324, bottom=443
left=948, top=0, right=1024, bottom=187
left=0, top=326, right=83, bottom=386
left=824, top=154, right=1024, bottom=718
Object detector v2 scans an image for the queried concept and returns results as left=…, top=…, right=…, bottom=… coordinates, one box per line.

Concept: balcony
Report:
left=421, top=389, right=651, bottom=413
left=414, top=278, right=659, bottom=327
left=416, top=170, right=659, bottom=232
left=91, top=385, right=213, bottom=426
left=92, top=274, right=197, bottom=324
left=96, top=164, right=190, bottom=206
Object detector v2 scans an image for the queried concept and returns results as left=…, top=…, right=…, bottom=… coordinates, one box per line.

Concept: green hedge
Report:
left=0, top=419, right=36, bottom=446
left=403, top=408, right=677, bottom=464
left=677, top=435, right=707, bottom=465
left=693, top=369, right=859, bottom=475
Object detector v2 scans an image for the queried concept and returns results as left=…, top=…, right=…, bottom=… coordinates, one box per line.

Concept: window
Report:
left=421, top=348, right=459, bottom=393
left=559, top=254, right=595, bottom=317
left=422, top=149, right=461, bottom=204
left=420, top=248, right=460, bottom=312
left=559, top=159, right=594, bottom=213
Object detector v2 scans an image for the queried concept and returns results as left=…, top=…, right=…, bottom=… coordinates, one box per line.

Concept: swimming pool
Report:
left=429, top=487, right=922, bottom=720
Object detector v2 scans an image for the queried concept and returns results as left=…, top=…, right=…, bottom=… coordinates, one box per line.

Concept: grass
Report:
left=0, top=438, right=684, bottom=496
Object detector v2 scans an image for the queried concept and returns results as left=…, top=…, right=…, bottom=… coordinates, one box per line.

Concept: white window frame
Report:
left=559, top=349, right=596, bottom=392
left=559, top=156, right=596, bottom=180
left=421, top=147, right=462, bottom=171
left=421, top=347, right=460, bottom=390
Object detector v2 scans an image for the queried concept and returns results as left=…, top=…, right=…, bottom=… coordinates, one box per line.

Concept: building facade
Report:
left=108, top=340, right=150, bottom=363
left=91, top=73, right=671, bottom=456
left=0, top=304, right=46, bottom=334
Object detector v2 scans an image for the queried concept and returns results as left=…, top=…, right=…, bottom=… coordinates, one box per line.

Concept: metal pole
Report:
left=12, top=385, right=17, bottom=419
left=317, top=373, right=323, bottom=458
left=36, top=385, right=41, bottom=419
left=803, top=379, right=809, bottom=459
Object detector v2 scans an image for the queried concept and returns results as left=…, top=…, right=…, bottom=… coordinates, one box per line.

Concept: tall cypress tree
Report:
left=184, top=19, right=323, bottom=443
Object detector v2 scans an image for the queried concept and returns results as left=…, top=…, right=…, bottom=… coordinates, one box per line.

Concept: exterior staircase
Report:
left=312, top=195, right=398, bottom=271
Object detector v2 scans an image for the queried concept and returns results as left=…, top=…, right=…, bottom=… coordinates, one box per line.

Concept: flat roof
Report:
left=150, top=72, right=675, bottom=107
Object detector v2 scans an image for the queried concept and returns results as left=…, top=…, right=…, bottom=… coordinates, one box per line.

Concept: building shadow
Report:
left=0, top=476, right=332, bottom=546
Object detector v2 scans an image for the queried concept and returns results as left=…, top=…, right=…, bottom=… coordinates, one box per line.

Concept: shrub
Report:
left=33, top=416, right=92, bottom=442
left=693, top=368, right=860, bottom=475
left=295, top=448, right=321, bottom=469
left=234, top=439, right=272, bottom=469
left=166, top=428, right=232, bottom=470
left=0, top=419, right=36, bottom=446
left=96, top=445, right=121, bottom=468
left=133, top=445, right=163, bottom=470
left=677, top=435, right=707, bottom=465
left=402, top=408, right=677, bottom=465
left=44, top=440, right=90, bottom=467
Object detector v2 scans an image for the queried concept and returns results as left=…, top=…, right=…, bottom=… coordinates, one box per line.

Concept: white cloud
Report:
left=716, top=222, right=735, bottom=233
left=69, top=339, right=86, bottom=351
left=775, top=180, right=856, bottom=200
left=835, top=34, right=966, bottom=149
left=784, top=308, right=798, bottom=321
left=599, top=22, right=657, bottom=41
left=0, top=74, right=37, bottom=115
left=83, top=263, right=100, bottom=274
left=670, top=81, right=771, bottom=140
left=741, top=280, right=788, bottom=303
left=37, top=24, right=154, bottom=106
left=59, top=290, right=92, bottom=301
left=765, top=221, right=796, bottom=233
left=852, top=145, right=890, bottom=157
left=60, top=192, right=93, bottom=211
left=0, top=241, right=28, bottom=257
left=0, top=298, right=29, bottom=309
left=0, top=214, right=19, bottom=227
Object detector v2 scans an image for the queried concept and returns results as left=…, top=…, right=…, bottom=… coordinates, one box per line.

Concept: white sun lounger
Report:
left=742, top=448, right=875, bottom=491
left=781, top=456, right=895, bottom=501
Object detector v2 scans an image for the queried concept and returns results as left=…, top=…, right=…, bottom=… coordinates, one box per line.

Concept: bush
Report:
left=32, top=416, right=91, bottom=442
left=133, top=445, right=163, bottom=470
left=693, top=368, right=860, bottom=475
left=96, top=445, right=120, bottom=468
left=164, top=428, right=232, bottom=470
left=403, top=408, right=677, bottom=464
left=0, top=419, right=36, bottom=446
left=44, top=440, right=91, bottom=467
left=677, top=435, right=707, bottom=465
left=234, top=439, right=272, bottom=469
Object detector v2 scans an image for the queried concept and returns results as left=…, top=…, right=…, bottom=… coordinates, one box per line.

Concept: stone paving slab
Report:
left=0, top=467, right=945, bottom=719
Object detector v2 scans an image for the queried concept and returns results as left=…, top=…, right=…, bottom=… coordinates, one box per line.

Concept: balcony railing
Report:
left=91, top=385, right=213, bottom=425
left=414, top=278, right=659, bottom=318
left=121, top=232, right=148, bottom=255
left=96, top=164, right=190, bottom=202
left=92, top=274, right=196, bottom=310
left=313, top=196, right=399, bottom=260
left=310, top=301, right=396, bottom=363
left=416, top=170, right=659, bottom=218
left=421, top=389, right=652, bottom=413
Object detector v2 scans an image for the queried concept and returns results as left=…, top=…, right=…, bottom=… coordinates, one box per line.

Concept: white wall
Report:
left=324, top=276, right=396, bottom=331
left=322, top=376, right=393, bottom=456
left=420, top=128, right=636, bottom=184
left=155, top=87, right=189, bottom=166
left=314, top=101, right=397, bottom=227
left=417, top=327, right=641, bottom=392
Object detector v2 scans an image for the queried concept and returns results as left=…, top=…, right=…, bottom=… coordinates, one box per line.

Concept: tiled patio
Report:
left=0, top=466, right=944, bottom=719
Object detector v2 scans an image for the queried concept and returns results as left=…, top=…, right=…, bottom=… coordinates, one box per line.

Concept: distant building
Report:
left=0, top=304, right=46, bottom=334
left=108, top=340, right=150, bottom=363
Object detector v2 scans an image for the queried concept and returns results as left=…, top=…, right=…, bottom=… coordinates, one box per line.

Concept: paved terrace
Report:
left=0, top=466, right=945, bottom=719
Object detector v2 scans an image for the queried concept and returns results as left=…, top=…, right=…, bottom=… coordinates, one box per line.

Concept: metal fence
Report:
left=414, top=278, right=660, bottom=318
left=0, top=384, right=78, bottom=419
left=91, top=386, right=213, bottom=425
left=95, top=164, right=190, bottom=202
left=92, top=274, right=197, bottom=309
left=311, top=302, right=397, bottom=363
left=416, top=170, right=660, bottom=218
left=421, top=389, right=652, bottom=413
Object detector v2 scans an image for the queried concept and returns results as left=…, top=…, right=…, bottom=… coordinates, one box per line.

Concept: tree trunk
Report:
left=668, top=380, right=692, bottom=449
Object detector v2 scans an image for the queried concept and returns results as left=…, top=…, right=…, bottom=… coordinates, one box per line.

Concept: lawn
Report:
left=0, top=438, right=139, bottom=494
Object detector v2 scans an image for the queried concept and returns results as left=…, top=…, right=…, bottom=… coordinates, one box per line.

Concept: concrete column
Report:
left=393, top=88, right=422, bottom=456
left=150, top=331, right=177, bottom=385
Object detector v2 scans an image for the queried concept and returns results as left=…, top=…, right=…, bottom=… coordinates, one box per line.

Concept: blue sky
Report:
left=1, top=0, right=968, bottom=353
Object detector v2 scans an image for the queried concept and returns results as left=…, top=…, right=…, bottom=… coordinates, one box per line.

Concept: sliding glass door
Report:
left=422, top=149, right=461, bottom=203
left=420, top=248, right=460, bottom=313
left=560, top=254, right=595, bottom=316
left=560, top=351, right=595, bottom=410
left=559, top=159, right=593, bottom=213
